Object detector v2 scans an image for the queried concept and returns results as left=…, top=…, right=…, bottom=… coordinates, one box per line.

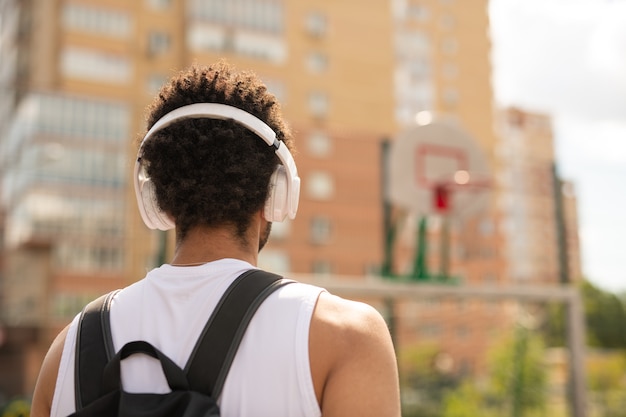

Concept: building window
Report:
left=306, top=131, right=332, bottom=157
left=305, top=11, right=327, bottom=37
left=188, top=0, right=284, bottom=34
left=1, top=93, right=129, bottom=254
left=61, top=4, right=131, bottom=38
left=55, top=245, right=124, bottom=272
left=186, top=25, right=286, bottom=63
left=235, top=31, right=287, bottom=63
left=307, top=51, right=328, bottom=73
left=407, top=58, right=431, bottom=79
left=442, top=62, right=459, bottom=79
left=146, top=0, right=172, bottom=9
left=308, top=91, right=329, bottom=117
left=307, top=171, right=334, bottom=200
left=60, top=47, right=131, bottom=84
left=312, top=260, right=332, bottom=275
left=148, top=31, right=171, bottom=56
left=408, top=4, right=430, bottom=21
left=441, top=37, right=459, bottom=55
left=310, top=216, right=332, bottom=245
left=442, top=87, right=459, bottom=106
left=439, top=14, right=455, bottom=30
left=394, top=29, right=434, bottom=126
left=146, top=74, right=168, bottom=95
left=187, top=25, right=224, bottom=50
left=32, top=147, right=126, bottom=187
left=396, top=31, right=431, bottom=59
left=34, top=94, right=130, bottom=142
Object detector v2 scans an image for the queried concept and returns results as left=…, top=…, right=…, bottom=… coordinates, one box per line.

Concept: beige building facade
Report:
left=0, top=0, right=581, bottom=401
left=496, top=107, right=582, bottom=285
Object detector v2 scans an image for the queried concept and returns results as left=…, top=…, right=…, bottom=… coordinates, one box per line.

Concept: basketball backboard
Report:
left=387, top=121, right=491, bottom=217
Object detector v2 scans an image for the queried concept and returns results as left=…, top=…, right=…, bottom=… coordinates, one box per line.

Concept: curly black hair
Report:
left=139, top=61, right=294, bottom=241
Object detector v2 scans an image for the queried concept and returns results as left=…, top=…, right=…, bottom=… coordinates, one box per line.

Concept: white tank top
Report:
left=50, top=258, right=324, bottom=417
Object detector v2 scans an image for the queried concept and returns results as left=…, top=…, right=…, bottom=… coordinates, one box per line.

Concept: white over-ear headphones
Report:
left=134, top=103, right=301, bottom=231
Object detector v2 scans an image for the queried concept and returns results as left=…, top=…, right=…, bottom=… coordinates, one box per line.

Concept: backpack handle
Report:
left=101, top=341, right=189, bottom=393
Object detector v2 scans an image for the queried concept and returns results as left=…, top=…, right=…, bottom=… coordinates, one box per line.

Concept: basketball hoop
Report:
left=431, top=171, right=492, bottom=215
left=383, top=121, right=492, bottom=282
left=387, top=122, right=492, bottom=219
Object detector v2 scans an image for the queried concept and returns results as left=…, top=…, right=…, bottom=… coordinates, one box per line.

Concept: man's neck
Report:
left=171, top=224, right=259, bottom=266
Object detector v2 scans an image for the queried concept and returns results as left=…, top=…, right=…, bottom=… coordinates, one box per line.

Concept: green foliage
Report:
left=438, top=327, right=549, bottom=417
left=541, top=302, right=566, bottom=347
left=442, top=382, right=495, bottom=417
left=488, top=326, right=548, bottom=416
left=542, top=280, right=626, bottom=349
left=398, top=343, right=461, bottom=417
left=587, top=353, right=626, bottom=391
left=399, top=280, right=626, bottom=417
left=582, top=281, right=626, bottom=348
left=400, top=329, right=550, bottom=417
left=1, top=399, right=30, bottom=417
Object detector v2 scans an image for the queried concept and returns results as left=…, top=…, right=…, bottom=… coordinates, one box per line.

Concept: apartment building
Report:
left=497, top=107, right=582, bottom=285
left=0, top=0, right=580, bottom=400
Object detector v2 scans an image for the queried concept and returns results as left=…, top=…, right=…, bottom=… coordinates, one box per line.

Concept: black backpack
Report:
left=69, top=269, right=291, bottom=417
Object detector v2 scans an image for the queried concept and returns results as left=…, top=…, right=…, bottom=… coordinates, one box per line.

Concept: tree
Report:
left=582, top=281, right=626, bottom=348
left=542, top=280, right=626, bottom=349
left=542, top=302, right=566, bottom=347
left=442, top=382, right=496, bottom=417
left=398, top=343, right=461, bottom=417
left=441, top=326, right=549, bottom=417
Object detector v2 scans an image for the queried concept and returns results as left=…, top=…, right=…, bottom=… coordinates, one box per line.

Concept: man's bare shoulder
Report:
left=312, top=292, right=390, bottom=341
left=309, top=292, right=401, bottom=417
left=31, top=325, right=70, bottom=417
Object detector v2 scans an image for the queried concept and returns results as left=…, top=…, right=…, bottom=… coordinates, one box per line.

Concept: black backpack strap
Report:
left=185, top=269, right=292, bottom=398
left=74, top=289, right=120, bottom=410
left=74, top=269, right=290, bottom=410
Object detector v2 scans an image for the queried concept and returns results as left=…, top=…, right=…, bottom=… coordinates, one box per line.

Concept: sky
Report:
left=488, top=0, right=626, bottom=292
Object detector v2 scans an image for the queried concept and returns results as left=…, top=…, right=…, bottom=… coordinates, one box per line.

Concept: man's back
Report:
left=34, top=259, right=400, bottom=417
left=49, top=259, right=323, bottom=417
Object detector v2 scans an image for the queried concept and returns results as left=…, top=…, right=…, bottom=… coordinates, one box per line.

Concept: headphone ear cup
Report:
left=137, top=174, right=175, bottom=231
left=264, top=165, right=289, bottom=222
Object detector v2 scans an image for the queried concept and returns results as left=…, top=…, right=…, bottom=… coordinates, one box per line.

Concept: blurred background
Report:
left=0, top=0, right=624, bottom=416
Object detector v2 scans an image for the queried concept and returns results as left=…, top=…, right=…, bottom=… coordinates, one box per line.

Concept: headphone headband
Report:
left=134, top=103, right=300, bottom=230
left=139, top=103, right=278, bottom=150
